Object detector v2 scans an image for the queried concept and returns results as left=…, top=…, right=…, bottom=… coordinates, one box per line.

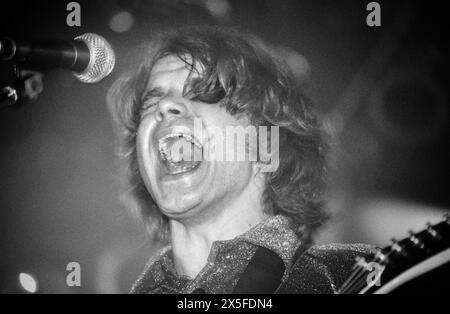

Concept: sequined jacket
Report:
left=130, top=215, right=374, bottom=294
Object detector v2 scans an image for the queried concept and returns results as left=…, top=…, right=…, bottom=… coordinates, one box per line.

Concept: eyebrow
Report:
left=141, top=87, right=165, bottom=103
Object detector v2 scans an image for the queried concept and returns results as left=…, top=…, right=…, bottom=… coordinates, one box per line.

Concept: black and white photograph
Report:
left=0, top=0, right=449, bottom=299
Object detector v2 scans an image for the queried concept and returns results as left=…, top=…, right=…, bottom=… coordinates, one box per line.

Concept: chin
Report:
left=156, top=194, right=202, bottom=217
left=154, top=158, right=212, bottom=214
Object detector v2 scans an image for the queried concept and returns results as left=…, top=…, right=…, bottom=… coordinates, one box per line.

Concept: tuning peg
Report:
left=375, top=248, right=387, bottom=263
left=355, top=256, right=368, bottom=268
left=390, top=238, right=406, bottom=255
left=444, top=213, right=450, bottom=224
left=426, top=222, right=439, bottom=238
left=390, top=237, right=398, bottom=246
left=408, top=230, right=424, bottom=248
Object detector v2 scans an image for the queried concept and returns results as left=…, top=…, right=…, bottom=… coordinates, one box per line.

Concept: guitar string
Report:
left=341, top=244, right=413, bottom=293
left=339, top=255, right=381, bottom=294
left=338, top=266, right=368, bottom=293
left=339, top=252, right=391, bottom=294
left=340, top=218, right=448, bottom=293
left=339, top=268, right=370, bottom=293
left=340, top=256, right=389, bottom=294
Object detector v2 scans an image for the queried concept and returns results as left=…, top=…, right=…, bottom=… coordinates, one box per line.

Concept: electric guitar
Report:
left=338, top=214, right=450, bottom=294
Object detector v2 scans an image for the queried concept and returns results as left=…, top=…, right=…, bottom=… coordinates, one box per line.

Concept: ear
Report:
left=251, top=161, right=266, bottom=189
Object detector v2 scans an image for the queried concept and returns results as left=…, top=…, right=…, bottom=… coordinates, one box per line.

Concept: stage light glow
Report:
left=279, top=47, right=311, bottom=81
left=109, top=11, right=134, bottom=33
left=19, top=273, right=38, bottom=293
left=205, top=0, right=231, bottom=18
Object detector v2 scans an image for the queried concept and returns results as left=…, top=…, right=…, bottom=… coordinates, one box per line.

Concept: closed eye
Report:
left=140, top=100, right=158, bottom=112
left=140, top=88, right=165, bottom=113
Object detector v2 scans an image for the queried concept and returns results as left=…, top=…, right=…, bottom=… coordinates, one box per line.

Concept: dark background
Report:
left=0, top=0, right=449, bottom=293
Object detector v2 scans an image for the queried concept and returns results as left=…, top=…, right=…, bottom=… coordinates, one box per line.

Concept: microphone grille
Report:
left=73, top=33, right=115, bottom=83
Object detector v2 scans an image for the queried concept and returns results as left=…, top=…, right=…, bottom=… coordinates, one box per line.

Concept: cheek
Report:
left=136, top=116, right=158, bottom=191
left=215, top=161, right=254, bottom=192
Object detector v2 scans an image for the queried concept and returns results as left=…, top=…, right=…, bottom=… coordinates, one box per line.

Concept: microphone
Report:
left=0, top=33, right=115, bottom=83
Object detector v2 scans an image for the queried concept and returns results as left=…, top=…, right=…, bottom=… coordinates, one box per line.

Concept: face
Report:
left=136, top=55, right=257, bottom=221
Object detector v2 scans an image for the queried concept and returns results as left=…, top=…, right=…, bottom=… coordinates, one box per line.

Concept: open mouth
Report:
left=157, top=131, right=203, bottom=175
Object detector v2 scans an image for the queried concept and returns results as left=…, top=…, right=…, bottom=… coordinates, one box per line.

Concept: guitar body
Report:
left=339, top=215, right=450, bottom=294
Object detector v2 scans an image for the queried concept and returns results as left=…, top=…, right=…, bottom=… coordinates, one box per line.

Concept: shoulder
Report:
left=278, top=243, right=375, bottom=294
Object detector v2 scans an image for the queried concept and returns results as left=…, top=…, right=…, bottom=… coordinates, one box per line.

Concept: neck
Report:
left=169, top=181, right=266, bottom=278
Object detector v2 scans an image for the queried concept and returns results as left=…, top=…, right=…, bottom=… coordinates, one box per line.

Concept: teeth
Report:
left=158, top=132, right=202, bottom=162
left=159, top=141, right=171, bottom=162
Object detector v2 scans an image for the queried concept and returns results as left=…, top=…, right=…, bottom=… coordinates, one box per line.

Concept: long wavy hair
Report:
left=107, top=26, right=328, bottom=246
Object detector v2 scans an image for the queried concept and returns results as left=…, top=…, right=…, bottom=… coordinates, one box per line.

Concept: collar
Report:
left=130, top=214, right=301, bottom=293
left=235, top=214, right=301, bottom=270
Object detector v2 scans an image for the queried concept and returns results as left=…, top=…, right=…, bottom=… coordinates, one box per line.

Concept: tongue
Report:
left=164, top=137, right=202, bottom=174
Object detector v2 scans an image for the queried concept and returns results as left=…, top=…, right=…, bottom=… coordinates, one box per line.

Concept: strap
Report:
left=232, top=246, right=285, bottom=294
left=292, top=244, right=309, bottom=265
left=232, top=244, right=308, bottom=294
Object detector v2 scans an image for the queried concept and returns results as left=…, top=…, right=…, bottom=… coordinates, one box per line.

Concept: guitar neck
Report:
left=338, top=215, right=450, bottom=294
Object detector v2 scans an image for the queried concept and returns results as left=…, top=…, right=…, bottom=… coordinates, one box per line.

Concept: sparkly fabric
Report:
left=130, top=215, right=374, bottom=294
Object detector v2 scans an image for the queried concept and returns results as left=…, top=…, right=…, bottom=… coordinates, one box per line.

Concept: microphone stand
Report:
left=0, top=85, right=19, bottom=109
left=0, top=62, right=44, bottom=110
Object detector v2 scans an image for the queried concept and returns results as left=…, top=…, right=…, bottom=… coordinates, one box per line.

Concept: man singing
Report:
left=107, top=26, right=372, bottom=294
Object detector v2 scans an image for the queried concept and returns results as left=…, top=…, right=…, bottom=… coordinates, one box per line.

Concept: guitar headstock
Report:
left=338, top=213, right=450, bottom=294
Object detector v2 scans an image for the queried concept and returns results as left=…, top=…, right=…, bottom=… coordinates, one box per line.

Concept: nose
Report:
left=155, top=98, right=186, bottom=122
